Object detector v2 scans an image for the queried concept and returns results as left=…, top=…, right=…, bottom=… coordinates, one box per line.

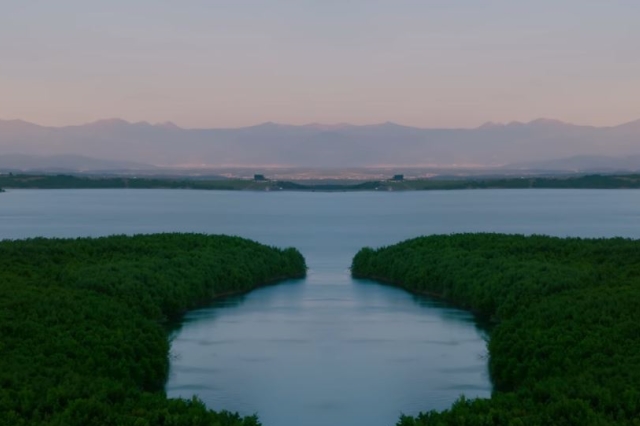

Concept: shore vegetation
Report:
left=0, top=233, right=306, bottom=425
left=352, top=233, right=640, bottom=425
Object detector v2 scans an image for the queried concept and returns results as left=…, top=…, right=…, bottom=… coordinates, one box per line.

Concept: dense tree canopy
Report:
left=3, top=173, right=640, bottom=192
left=0, top=233, right=306, bottom=425
left=352, top=234, right=640, bottom=425
left=0, top=174, right=249, bottom=190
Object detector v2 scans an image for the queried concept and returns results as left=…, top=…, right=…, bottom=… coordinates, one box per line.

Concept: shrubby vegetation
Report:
left=352, top=234, right=640, bottom=425
left=275, top=180, right=381, bottom=191
left=388, top=173, right=640, bottom=190
left=0, top=233, right=306, bottom=425
left=0, top=174, right=255, bottom=190
left=3, top=173, right=640, bottom=192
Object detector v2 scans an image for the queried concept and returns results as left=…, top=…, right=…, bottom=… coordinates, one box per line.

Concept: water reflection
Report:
left=403, top=290, right=493, bottom=338
left=167, top=275, right=491, bottom=426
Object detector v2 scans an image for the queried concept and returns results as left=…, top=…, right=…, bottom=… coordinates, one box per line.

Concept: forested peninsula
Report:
left=352, top=234, right=640, bottom=425
left=2, top=173, right=640, bottom=191
left=0, top=234, right=306, bottom=426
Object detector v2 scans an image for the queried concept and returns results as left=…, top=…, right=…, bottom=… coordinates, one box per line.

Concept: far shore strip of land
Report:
left=1, top=173, right=640, bottom=191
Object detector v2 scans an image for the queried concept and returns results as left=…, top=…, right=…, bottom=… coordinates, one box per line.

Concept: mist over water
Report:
left=2, top=189, right=640, bottom=426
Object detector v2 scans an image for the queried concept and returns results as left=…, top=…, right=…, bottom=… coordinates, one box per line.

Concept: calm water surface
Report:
left=2, top=189, right=640, bottom=426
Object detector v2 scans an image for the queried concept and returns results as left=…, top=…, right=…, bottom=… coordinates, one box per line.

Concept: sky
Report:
left=1, top=0, right=639, bottom=129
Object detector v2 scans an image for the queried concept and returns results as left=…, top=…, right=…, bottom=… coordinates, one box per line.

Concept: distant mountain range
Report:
left=1, top=118, right=639, bottom=172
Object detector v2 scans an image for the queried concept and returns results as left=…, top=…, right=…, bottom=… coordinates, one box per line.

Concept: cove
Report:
left=2, top=189, right=640, bottom=425
left=167, top=270, right=489, bottom=426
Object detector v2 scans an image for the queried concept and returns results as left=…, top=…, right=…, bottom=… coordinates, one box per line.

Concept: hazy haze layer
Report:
left=1, top=118, right=639, bottom=169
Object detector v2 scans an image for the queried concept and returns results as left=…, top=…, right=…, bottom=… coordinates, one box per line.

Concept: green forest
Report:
left=391, top=173, right=640, bottom=190
left=3, top=173, right=640, bottom=192
left=0, top=233, right=306, bottom=426
left=352, top=234, right=640, bottom=425
left=0, top=174, right=259, bottom=190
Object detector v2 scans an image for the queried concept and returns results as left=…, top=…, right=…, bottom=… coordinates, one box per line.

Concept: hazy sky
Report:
left=1, top=1, right=639, bottom=128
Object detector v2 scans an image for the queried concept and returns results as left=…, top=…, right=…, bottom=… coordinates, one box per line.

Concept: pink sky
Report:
left=1, top=1, right=639, bottom=129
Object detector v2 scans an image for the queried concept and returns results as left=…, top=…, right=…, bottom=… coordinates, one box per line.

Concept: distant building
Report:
left=254, top=174, right=267, bottom=181
left=391, top=174, right=404, bottom=181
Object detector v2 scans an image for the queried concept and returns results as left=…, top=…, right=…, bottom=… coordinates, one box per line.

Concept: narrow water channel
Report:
left=3, top=189, right=639, bottom=426
left=166, top=263, right=490, bottom=426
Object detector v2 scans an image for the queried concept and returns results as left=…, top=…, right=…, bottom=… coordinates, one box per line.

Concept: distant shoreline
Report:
left=1, top=173, right=640, bottom=191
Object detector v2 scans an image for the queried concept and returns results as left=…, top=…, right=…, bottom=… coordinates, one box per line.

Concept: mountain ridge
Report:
left=1, top=117, right=639, bottom=169
left=2, top=117, right=639, bottom=131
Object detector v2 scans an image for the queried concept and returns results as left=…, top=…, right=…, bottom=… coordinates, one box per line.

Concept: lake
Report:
left=2, top=189, right=639, bottom=426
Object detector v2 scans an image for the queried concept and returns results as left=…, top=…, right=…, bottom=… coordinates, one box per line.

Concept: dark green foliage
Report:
left=352, top=234, right=640, bottom=425
left=4, top=173, right=640, bottom=192
left=386, top=174, right=640, bottom=190
left=274, top=180, right=383, bottom=191
left=403, top=174, right=640, bottom=190
left=0, top=174, right=249, bottom=190
left=0, top=233, right=306, bottom=425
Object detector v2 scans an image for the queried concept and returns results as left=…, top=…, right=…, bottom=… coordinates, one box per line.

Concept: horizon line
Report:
left=2, top=116, right=640, bottom=131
